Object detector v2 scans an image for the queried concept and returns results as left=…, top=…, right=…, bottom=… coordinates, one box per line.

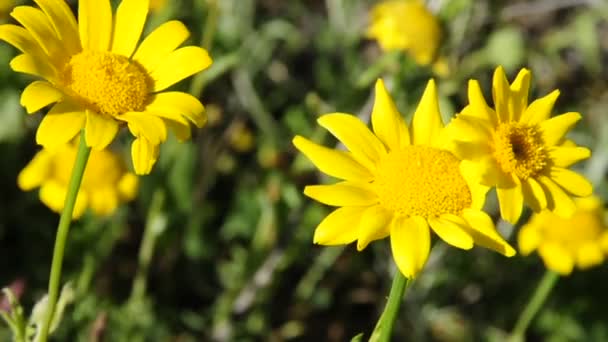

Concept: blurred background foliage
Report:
left=1, top=0, right=608, bottom=341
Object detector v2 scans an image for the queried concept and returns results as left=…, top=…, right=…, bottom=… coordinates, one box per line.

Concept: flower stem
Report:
left=369, top=271, right=410, bottom=342
left=510, top=270, right=560, bottom=341
left=36, top=133, right=91, bottom=342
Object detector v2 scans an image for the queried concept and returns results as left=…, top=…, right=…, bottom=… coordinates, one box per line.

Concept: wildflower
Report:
left=293, top=79, right=515, bottom=278
left=149, top=0, right=167, bottom=13
left=367, top=0, right=442, bottom=67
left=518, top=196, right=608, bottom=275
left=18, top=143, right=138, bottom=218
left=0, top=0, right=212, bottom=174
left=448, top=66, right=592, bottom=223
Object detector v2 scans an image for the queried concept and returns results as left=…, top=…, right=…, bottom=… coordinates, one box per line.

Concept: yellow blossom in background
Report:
left=448, top=66, right=592, bottom=224
left=18, top=143, right=138, bottom=219
left=0, top=0, right=13, bottom=20
left=518, top=196, right=608, bottom=275
left=293, top=79, right=515, bottom=278
left=0, top=0, right=212, bottom=175
left=149, top=0, right=167, bottom=12
left=367, top=0, right=443, bottom=71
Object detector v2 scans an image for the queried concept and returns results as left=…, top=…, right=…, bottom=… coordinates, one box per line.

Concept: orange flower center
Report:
left=373, top=146, right=472, bottom=218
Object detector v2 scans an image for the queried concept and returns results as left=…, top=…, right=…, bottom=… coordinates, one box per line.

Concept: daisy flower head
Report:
left=448, top=66, right=592, bottom=224
left=18, top=143, right=138, bottom=219
left=0, top=0, right=212, bottom=174
left=293, top=79, right=515, bottom=279
left=367, top=0, right=441, bottom=67
left=518, top=196, right=608, bottom=275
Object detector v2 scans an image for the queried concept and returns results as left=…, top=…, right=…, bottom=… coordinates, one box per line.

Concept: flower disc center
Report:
left=492, top=123, right=548, bottom=179
left=373, top=145, right=472, bottom=218
left=61, top=50, right=151, bottom=116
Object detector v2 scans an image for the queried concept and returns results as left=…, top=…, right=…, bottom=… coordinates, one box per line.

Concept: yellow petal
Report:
left=517, top=223, right=540, bottom=256
left=538, top=176, right=576, bottom=218
left=21, top=81, right=62, bottom=114
left=460, top=160, right=489, bottom=210
left=317, top=113, right=386, bottom=171
left=36, top=105, right=85, bottom=149
left=39, top=180, right=88, bottom=219
left=17, top=149, right=52, bottom=191
left=540, top=112, right=581, bottom=146
left=370, top=79, right=409, bottom=150
left=575, top=243, right=604, bottom=270
left=85, top=111, right=119, bottom=150
left=356, top=205, right=392, bottom=251
left=428, top=215, right=474, bottom=250
left=497, top=182, right=524, bottom=224
left=521, top=177, right=547, bottom=212
left=461, top=209, right=516, bottom=257
left=133, top=20, right=190, bottom=72
left=538, top=242, right=573, bottom=275
left=390, top=216, right=430, bottom=279
left=304, top=181, right=377, bottom=207
left=118, top=112, right=167, bottom=145
left=492, top=66, right=511, bottom=123
left=466, top=80, right=496, bottom=125
left=549, top=146, right=590, bottom=168
left=33, top=0, right=80, bottom=55
left=118, top=173, right=139, bottom=201
left=89, top=187, right=119, bottom=216
left=10, top=53, right=55, bottom=80
left=509, top=68, right=531, bottom=121
left=10, top=6, right=66, bottom=62
left=163, top=118, right=192, bottom=142
left=549, top=167, right=593, bottom=197
left=146, top=92, right=206, bottom=127
left=292, top=136, right=373, bottom=182
left=313, top=206, right=363, bottom=245
left=79, top=0, right=112, bottom=51
left=520, top=90, right=560, bottom=125
left=411, top=79, right=443, bottom=146
left=150, top=46, right=212, bottom=92
left=131, top=137, right=159, bottom=175
left=111, top=0, right=149, bottom=57
left=0, top=24, right=48, bottom=60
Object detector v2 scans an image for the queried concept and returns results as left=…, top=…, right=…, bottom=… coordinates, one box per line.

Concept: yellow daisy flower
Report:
left=518, top=196, right=608, bottom=275
left=0, top=0, right=212, bottom=174
left=18, top=143, right=139, bottom=219
left=293, top=79, right=515, bottom=278
left=367, top=0, right=441, bottom=66
left=448, top=66, right=592, bottom=223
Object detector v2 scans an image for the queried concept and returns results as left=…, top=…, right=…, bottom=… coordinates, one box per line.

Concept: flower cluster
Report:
left=18, top=142, right=138, bottom=219
left=0, top=0, right=212, bottom=175
left=294, top=66, right=591, bottom=278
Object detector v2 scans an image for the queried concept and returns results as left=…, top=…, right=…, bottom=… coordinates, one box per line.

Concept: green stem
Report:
left=510, top=270, right=560, bottom=341
left=129, top=190, right=166, bottom=303
left=36, top=132, right=91, bottom=342
left=369, top=272, right=410, bottom=342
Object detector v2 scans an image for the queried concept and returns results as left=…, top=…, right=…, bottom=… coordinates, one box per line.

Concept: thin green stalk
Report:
left=129, top=190, right=166, bottom=303
left=369, top=272, right=410, bottom=342
left=37, top=132, right=91, bottom=342
left=510, top=270, right=560, bottom=341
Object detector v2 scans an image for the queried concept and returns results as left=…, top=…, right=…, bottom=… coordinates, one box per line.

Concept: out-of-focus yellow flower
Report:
left=448, top=66, right=592, bottom=224
left=18, top=143, right=138, bottom=218
left=518, top=196, right=608, bottom=275
left=0, top=0, right=14, bottom=20
left=228, top=121, right=254, bottom=152
left=367, top=0, right=442, bottom=67
left=293, top=79, right=514, bottom=278
left=0, top=0, right=212, bottom=174
left=149, top=0, right=167, bottom=12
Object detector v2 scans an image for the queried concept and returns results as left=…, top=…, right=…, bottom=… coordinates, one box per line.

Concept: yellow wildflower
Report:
left=518, top=196, right=608, bottom=275
left=149, top=0, right=167, bottom=13
left=448, top=66, right=592, bottom=223
left=0, top=0, right=212, bottom=174
left=18, top=143, right=138, bottom=219
left=293, top=79, right=515, bottom=278
left=367, top=0, right=441, bottom=66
